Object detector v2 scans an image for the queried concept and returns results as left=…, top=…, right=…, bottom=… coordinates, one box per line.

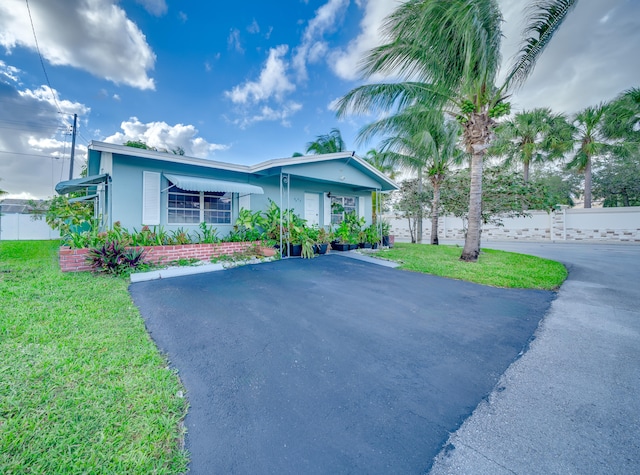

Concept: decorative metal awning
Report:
left=164, top=173, right=264, bottom=194
left=55, top=174, right=108, bottom=194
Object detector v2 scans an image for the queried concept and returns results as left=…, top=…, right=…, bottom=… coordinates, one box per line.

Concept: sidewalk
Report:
left=429, top=242, right=640, bottom=474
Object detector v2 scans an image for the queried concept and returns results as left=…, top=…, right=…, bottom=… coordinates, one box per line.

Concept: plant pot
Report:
left=349, top=243, right=359, bottom=250
left=382, top=235, right=390, bottom=246
left=288, top=243, right=302, bottom=257
left=358, top=242, right=365, bottom=249
left=331, top=242, right=350, bottom=252
left=363, top=243, right=373, bottom=249
left=314, top=243, right=329, bottom=255
left=372, top=242, right=378, bottom=250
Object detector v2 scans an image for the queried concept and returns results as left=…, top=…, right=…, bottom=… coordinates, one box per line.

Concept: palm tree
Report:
left=490, top=108, right=573, bottom=182
left=305, top=128, right=347, bottom=154
left=336, top=0, right=577, bottom=261
left=567, top=104, right=610, bottom=208
left=359, top=107, right=462, bottom=244
left=604, top=87, right=640, bottom=142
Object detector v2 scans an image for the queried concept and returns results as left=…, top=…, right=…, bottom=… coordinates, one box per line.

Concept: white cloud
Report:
left=498, top=0, right=640, bottom=115
left=178, top=11, right=188, bottom=23
left=293, top=0, right=349, bottom=81
left=0, top=0, right=156, bottom=90
left=112, top=94, right=121, bottom=101
left=135, top=0, right=168, bottom=16
left=103, top=117, right=229, bottom=158
left=230, top=102, right=303, bottom=129
left=247, top=19, right=260, bottom=34
left=227, top=28, right=244, bottom=54
left=0, top=74, right=89, bottom=198
left=328, top=0, right=395, bottom=80
left=225, top=45, right=295, bottom=104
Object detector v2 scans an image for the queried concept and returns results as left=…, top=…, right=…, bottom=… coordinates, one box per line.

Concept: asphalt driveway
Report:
left=130, top=254, right=554, bottom=474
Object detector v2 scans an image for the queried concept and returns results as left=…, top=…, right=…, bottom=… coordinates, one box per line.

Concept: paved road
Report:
left=430, top=242, right=640, bottom=474
left=130, top=254, right=553, bottom=474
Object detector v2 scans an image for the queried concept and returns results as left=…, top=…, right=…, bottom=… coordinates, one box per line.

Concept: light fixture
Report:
left=327, top=192, right=331, bottom=198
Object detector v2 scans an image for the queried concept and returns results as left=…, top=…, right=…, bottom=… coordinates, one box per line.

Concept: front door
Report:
left=304, top=193, right=320, bottom=227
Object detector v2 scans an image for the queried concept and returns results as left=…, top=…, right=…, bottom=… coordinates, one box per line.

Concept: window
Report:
left=331, top=196, right=357, bottom=224
left=168, top=186, right=231, bottom=224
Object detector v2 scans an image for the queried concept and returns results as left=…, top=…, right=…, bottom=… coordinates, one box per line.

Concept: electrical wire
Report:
left=25, top=0, right=62, bottom=114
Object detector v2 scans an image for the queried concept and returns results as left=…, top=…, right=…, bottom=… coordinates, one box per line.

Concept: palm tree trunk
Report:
left=523, top=160, right=530, bottom=183
left=431, top=178, right=441, bottom=245
left=416, top=168, right=423, bottom=244
left=461, top=113, right=492, bottom=262
left=584, top=156, right=592, bottom=208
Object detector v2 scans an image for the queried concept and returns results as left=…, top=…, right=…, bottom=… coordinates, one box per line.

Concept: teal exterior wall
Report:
left=100, top=151, right=380, bottom=236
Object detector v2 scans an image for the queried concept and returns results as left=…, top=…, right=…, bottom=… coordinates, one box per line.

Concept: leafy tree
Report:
left=124, top=140, right=153, bottom=150
left=593, top=152, right=640, bottom=207
left=394, top=178, right=432, bottom=243
left=567, top=104, right=611, bottom=208
left=336, top=0, right=577, bottom=261
left=440, top=166, right=554, bottom=229
left=604, top=87, right=640, bottom=142
left=359, top=107, right=462, bottom=244
left=305, top=128, right=347, bottom=154
left=489, top=108, right=573, bottom=182
left=292, top=152, right=304, bottom=157
left=364, top=148, right=398, bottom=221
left=40, top=195, right=94, bottom=236
left=171, top=146, right=185, bottom=156
left=530, top=167, right=582, bottom=208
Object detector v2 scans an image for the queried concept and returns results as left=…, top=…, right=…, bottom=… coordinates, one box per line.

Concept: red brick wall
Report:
left=59, top=241, right=258, bottom=273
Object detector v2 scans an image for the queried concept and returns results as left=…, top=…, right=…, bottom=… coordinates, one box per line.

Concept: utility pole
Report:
left=68, top=113, right=77, bottom=180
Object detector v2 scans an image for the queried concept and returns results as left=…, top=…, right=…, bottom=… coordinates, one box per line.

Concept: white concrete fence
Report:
left=382, top=206, right=640, bottom=244
left=0, top=214, right=60, bottom=240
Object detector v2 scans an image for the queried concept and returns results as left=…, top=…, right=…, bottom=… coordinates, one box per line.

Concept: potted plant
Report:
left=381, top=220, right=393, bottom=247
left=331, top=220, right=352, bottom=251
left=315, top=227, right=332, bottom=254
left=300, top=227, right=316, bottom=259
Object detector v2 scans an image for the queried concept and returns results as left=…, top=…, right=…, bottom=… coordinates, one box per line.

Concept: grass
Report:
left=378, top=243, right=567, bottom=290
left=0, top=241, right=188, bottom=474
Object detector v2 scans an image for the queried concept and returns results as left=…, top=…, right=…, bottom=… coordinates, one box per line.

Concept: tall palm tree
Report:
left=305, top=128, right=347, bottom=154
left=359, top=107, right=462, bottom=244
left=567, top=104, right=610, bottom=208
left=336, top=0, right=577, bottom=261
left=604, top=87, right=640, bottom=142
left=490, top=108, right=573, bottom=182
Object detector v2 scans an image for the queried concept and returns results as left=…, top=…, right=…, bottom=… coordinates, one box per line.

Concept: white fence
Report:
left=0, top=214, right=60, bottom=240
left=383, top=206, right=640, bottom=244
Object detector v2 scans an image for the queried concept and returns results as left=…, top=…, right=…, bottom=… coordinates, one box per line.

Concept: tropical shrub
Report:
left=86, top=241, right=146, bottom=275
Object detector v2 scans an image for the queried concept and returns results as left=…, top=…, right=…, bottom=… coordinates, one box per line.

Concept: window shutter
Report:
left=323, top=193, right=331, bottom=227
left=358, top=196, right=365, bottom=219
left=142, top=171, right=161, bottom=225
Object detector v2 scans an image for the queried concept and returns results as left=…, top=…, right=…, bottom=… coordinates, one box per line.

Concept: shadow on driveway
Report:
left=129, top=254, right=554, bottom=474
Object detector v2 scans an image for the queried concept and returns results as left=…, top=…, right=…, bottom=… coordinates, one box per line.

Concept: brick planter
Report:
left=59, top=241, right=259, bottom=273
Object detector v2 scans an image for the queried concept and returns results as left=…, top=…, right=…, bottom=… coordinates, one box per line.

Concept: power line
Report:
left=0, top=150, right=65, bottom=159
left=25, top=0, right=62, bottom=114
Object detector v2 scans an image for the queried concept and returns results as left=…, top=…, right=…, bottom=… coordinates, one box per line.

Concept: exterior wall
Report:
left=59, top=241, right=258, bottom=272
left=104, top=154, right=376, bottom=233
left=252, top=174, right=374, bottom=227
left=383, top=206, right=640, bottom=243
left=0, top=214, right=60, bottom=240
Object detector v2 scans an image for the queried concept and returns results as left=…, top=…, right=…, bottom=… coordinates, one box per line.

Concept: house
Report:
left=55, top=141, right=398, bottom=236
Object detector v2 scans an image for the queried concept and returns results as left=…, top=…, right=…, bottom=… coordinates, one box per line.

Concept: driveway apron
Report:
left=129, top=254, right=554, bottom=474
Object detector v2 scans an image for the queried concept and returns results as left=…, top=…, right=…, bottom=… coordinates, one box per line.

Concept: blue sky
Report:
left=0, top=0, right=638, bottom=199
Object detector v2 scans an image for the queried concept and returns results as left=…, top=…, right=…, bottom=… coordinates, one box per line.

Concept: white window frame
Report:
left=331, top=195, right=357, bottom=224
left=167, top=187, right=232, bottom=225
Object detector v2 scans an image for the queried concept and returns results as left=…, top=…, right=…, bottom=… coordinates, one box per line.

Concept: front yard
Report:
left=0, top=240, right=188, bottom=474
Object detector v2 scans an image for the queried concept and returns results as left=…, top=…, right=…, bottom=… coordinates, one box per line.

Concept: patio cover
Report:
left=55, top=174, right=108, bottom=194
left=164, top=173, right=264, bottom=194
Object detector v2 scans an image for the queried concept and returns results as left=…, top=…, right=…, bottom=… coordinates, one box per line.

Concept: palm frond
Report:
left=503, top=0, right=578, bottom=91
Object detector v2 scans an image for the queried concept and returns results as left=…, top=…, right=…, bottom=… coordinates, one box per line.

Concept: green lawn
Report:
left=378, top=243, right=567, bottom=290
left=0, top=241, right=188, bottom=474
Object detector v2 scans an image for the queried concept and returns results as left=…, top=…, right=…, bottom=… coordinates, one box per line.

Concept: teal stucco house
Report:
left=55, top=141, right=397, bottom=236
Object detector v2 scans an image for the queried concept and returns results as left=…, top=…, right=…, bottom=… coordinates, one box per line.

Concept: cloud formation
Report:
left=293, top=0, right=349, bottom=81
left=0, top=66, right=90, bottom=198
left=0, top=0, right=156, bottom=90
left=329, top=0, right=394, bottom=80
left=134, top=0, right=168, bottom=16
left=103, top=117, right=229, bottom=158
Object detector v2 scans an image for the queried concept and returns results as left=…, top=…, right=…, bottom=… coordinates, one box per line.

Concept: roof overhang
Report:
left=164, top=173, right=264, bottom=194
left=55, top=174, right=108, bottom=194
